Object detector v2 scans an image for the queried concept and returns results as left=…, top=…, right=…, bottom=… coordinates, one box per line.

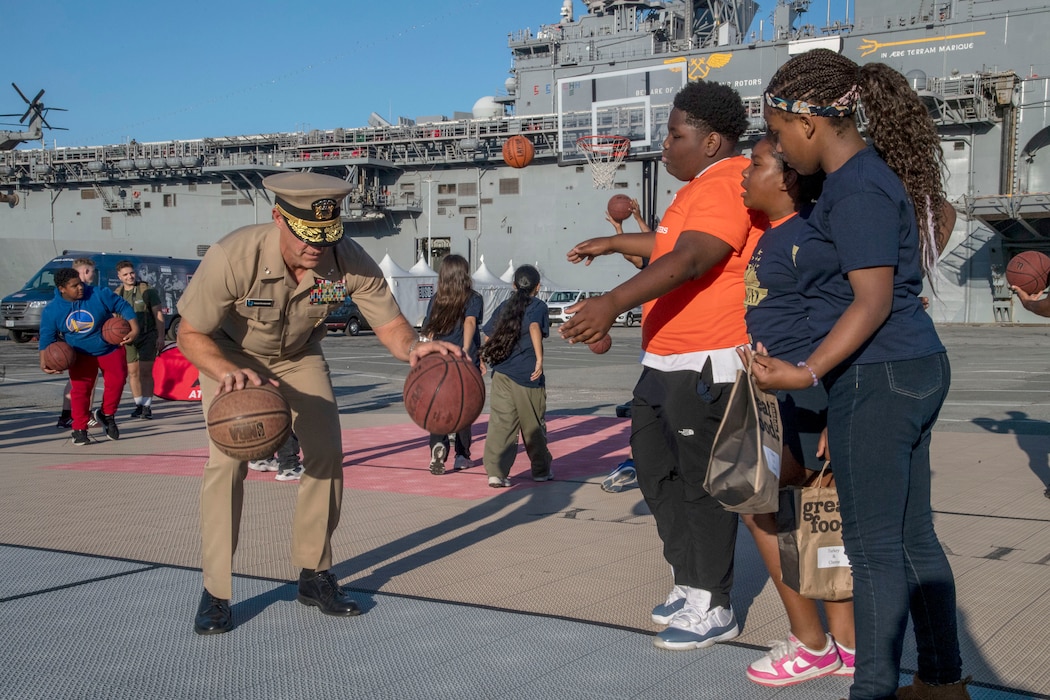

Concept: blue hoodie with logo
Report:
left=38, top=285, right=136, bottom=357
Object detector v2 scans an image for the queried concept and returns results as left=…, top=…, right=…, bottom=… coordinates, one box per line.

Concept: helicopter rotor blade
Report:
left=11, top=82, right=30, bottom=104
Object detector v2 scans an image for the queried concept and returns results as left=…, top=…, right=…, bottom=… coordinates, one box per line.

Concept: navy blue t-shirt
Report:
left=794, top=147, right=943, bottom=365
left=744, top=212, right=811, bottom=364
left=423, top=291, right=483, bottom=365
left=482, top=296, right=549, bottom=388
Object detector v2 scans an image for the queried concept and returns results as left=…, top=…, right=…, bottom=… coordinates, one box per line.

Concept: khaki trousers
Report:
left=483, top=372, right=552, bottom=480
left=198, top=348, right=343, bottom=599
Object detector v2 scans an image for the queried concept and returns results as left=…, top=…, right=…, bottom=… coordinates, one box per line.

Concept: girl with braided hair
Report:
left=746, top=49, right=968, bottom=700
left=479, top=264, right=552, bottom=487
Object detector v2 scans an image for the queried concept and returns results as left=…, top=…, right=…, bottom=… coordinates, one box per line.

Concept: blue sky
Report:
left=5, top=0, right=848, bottom=148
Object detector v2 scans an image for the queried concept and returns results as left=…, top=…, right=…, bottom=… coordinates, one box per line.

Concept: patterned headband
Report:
left=763, top=85, right=860, bottom=117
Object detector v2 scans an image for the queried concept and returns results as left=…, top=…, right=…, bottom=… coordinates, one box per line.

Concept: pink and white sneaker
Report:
left=746, top=633, right=843, bottom=687
left=833, top=641, right=855, bottom=676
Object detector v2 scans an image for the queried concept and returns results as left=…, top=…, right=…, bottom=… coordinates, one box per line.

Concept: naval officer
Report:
left=178, top=171, right=458, bottom=634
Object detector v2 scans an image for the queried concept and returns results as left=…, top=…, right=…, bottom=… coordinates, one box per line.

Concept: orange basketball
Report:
left=1005, top=251, right=1050, bottom=295
left=44, top=340, right=77, bottom=372
left=101, top=316, right=131, bottom=345
left=502, top=134, right=535, bottom=169
left=403, top=353, right=486, bottom=434
left=207, top=384, right=292, bottom=461
left=607, top=194, right=633, bottom=223
left=589, top=335, right=612, bottom=354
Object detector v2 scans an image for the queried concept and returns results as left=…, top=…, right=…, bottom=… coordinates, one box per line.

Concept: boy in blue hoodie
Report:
left=39, top=268, right=139, bottom=445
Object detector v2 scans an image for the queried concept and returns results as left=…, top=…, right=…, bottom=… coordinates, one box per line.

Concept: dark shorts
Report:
left=126, top=331, right=159, bottom=363
left=777, top=382, right=829, bottom=481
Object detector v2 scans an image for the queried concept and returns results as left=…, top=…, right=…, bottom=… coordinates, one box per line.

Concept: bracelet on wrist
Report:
left=796, top=361, right=819, bottom=387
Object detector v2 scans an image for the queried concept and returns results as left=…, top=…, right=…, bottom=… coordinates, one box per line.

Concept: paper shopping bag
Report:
left=777, top=465, right=853, bottom=601
left=704, top=362, right=782, bottom=514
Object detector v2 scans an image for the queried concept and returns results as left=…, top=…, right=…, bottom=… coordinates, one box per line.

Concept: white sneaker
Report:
left=275, top=463, right=304, bottom=481
left=653, top=588, right=739, bottom=650
left=651, top=584, right=690, bottom=625
left=453, top=455, right=473, bottom=471
left=248, top=458, right=279, bottom=472
left=487, top=475, right=511, bottom=488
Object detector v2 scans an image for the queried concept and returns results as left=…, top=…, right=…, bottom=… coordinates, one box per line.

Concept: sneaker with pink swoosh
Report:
left=833, top=641, right=855, bottom=676
left=746, top=633, right=843, bottom=687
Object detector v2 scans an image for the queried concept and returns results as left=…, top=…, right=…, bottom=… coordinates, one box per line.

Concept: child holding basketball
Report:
left=479, top=264, right=552, bottom=487
left=747, top=50, right=968, bottom=699
left=39, top=267, right=139, bottom=445
left=421, top=254, right=483, bottom=474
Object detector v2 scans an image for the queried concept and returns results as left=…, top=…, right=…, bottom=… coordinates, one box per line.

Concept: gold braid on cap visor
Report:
left=275, top=202, right=345, bottom=246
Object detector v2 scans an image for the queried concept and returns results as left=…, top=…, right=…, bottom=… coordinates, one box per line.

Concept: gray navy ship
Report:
left=2, top=0, right=1050, bottom=328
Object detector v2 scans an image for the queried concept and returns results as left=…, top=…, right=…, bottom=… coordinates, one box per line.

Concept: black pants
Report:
left=631, top=365, right=738, bottom=609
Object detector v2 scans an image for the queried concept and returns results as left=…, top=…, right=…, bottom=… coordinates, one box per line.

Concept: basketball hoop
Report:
left=576, top=135, right=631, bottom=190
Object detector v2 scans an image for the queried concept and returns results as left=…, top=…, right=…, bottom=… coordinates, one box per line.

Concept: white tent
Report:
left=378, top=253, right=433, bottom=327
left=409, top=256, right=437, bottom=277
left=473, top=255, right=515, bottom=324
left=499, top=259, right=515, bottom=284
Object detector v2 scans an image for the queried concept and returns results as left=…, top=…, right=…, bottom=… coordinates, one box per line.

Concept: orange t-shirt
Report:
left=642, top=155, right=767, bottom=355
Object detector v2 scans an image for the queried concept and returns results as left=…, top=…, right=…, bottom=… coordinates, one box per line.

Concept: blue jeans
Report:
left=825, top=353, right=961, bottom=700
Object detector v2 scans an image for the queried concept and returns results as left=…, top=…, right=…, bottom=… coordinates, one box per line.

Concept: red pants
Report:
left=69, top=346, right=128, bottom=430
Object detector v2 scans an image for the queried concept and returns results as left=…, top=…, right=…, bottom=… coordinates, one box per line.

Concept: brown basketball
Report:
left=207, top=384, right=292, bottom=461
left=101, top=316, right=132, bottom=345
left=588, top=334, right=612, bottom=354
left=607, top=194, right=633, bottom=223
left=1005, top=250, right=1050, bottom=295
left=43, top=340, right=77, bottom=372
left=403, top=353, right=486, bottom=434
left=502, top=134, right=535, bottom=169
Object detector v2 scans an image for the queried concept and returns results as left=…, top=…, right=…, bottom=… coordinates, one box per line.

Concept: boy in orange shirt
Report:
left=563, top=80, right=766, bottom=650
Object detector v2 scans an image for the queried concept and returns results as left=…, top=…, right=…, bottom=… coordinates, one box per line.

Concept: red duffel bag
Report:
left=152, top=343, right=201, bottom=401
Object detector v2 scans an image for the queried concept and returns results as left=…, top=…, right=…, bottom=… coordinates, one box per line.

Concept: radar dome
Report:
left=472, top=96, right=503, bottom=119
left=504, top=77, right=518, bottom=96
left=906, top=70, right=928, bottom=91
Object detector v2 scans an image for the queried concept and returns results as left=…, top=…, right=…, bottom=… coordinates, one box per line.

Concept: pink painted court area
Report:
left=47, top=415, right=632, bottom=500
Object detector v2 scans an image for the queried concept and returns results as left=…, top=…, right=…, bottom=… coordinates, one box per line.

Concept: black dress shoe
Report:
left=297, top=569, right=361, bottom=616
left=194, top=589, right=233, bottom=635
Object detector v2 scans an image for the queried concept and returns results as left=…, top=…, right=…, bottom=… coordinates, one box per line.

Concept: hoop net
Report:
left=576, top=135, right=631, bottom=190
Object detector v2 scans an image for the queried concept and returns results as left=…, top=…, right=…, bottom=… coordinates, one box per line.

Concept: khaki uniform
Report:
left=178, top=223, right=400, bottom=599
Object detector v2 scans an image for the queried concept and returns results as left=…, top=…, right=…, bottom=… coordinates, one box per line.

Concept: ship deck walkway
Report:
left=0, top=325, right=1048, bottom=699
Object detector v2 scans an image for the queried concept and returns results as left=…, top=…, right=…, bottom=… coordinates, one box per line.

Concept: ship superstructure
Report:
left=3, top=0, right=1050, bottom=325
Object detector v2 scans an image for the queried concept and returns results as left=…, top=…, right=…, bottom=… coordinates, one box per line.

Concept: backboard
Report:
left=557, top=60, right=687, bottom=164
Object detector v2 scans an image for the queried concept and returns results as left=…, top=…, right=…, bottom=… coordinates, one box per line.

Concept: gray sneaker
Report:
left=275, top=464, right=304, bottom=481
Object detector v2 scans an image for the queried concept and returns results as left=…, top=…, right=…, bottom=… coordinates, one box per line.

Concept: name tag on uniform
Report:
left=245, top=298, right=274, bottom=307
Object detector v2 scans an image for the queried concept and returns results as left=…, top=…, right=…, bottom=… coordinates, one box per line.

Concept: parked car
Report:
left=547, top=290, right=604, bottom=324
left=616, top=306, right=643, bottom=327
left=324, top=299, right=371, bottom=336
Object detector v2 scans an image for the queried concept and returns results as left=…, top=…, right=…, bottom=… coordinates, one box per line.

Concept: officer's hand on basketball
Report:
left=567, top=237, right=614, bottom=266
left=560, top=295, right=615, bottom=344
left=408, top=339, right=461, bottom=367
left=216, top=368, right=279, bottom=395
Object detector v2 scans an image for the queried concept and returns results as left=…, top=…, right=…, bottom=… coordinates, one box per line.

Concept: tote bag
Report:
left=776, top=464, right=853, bottom=601
left=704, top=360, right=782, bottom=514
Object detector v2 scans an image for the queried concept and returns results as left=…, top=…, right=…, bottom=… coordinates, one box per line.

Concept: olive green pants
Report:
left=198, top=348, right=343, bottom=600
left=483, top=372, right=552, bottom=480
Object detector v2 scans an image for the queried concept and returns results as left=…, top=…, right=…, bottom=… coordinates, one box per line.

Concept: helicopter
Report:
left=0, top=83, right=66, bottom=150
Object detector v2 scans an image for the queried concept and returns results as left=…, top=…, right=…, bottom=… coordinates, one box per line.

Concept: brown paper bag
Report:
left=777, top=465, right=853, bottom=601
left=704, top=361, right=783, bottom=514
